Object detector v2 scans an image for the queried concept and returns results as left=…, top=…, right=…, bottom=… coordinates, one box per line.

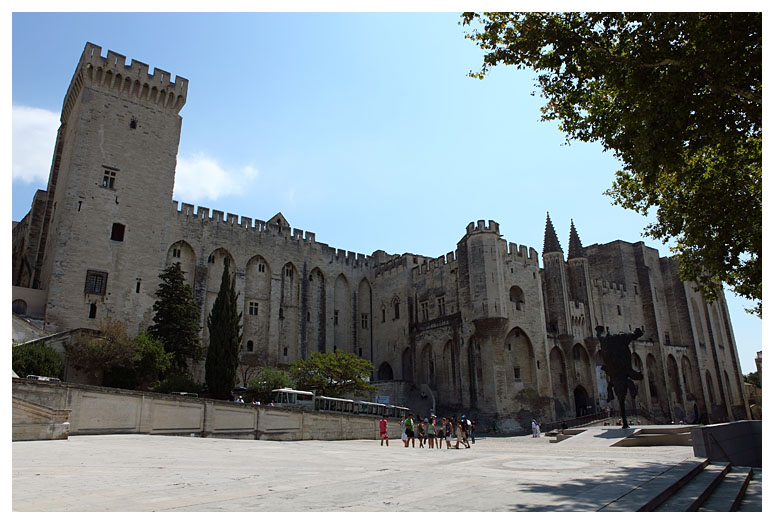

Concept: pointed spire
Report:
left=543, top=212, right=563, bottom=255
left=568, top=219, right=585, bottom=259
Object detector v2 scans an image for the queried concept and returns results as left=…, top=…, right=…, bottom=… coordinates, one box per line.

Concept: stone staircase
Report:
left=598, top=458, right=762, bottom=512
left=12, top=396, right=71, bottom=441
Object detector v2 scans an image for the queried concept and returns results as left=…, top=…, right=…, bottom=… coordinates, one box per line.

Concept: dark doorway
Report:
left=574, top=385, right=590, bottom=417
left=378, top=362, right=394, bottom=381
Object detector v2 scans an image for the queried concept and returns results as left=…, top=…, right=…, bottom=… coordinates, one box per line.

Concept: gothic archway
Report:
left=574, top=385, right=590, bottom=417
left=378, top=362, right=394, bottom=381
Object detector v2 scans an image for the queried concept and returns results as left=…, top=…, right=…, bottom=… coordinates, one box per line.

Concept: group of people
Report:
left=379, top=414, right=476, bottom=449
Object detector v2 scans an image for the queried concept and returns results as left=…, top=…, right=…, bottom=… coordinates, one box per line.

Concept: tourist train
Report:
left=270, top=388, right=411, bottom=418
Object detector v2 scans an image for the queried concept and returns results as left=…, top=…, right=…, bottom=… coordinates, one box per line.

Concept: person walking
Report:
left=400, top=416, right=407, bottom=445
left=454, top=417, right=470, bottom=449
left=427, top=417, right=436, bottom=449
left=531, top=418, right=538, bottom=438
left=417, top=418, right=426, bottom=448
left=404, top=415, right=415, bottom=448
left=379, top=416, right=389, bottom=446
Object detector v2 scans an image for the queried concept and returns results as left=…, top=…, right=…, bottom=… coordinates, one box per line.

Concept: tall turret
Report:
left=34, top=42, right=188, bottom=332
left=456, top=220, right=508, bottom=414
left=541, top=213, right=570, bottom=335
left=457, top=219, right=508, bottom=320
left=566, top=220, right=594, bottom=335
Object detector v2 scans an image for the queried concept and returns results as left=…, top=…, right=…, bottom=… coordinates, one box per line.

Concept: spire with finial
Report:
left=543, top=212, right=563, bottom=254
left=568, top=219, right=585, bottom=259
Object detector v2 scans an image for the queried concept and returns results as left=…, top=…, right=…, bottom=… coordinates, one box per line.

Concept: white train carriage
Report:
left=269, top=388, right=315, bottom=408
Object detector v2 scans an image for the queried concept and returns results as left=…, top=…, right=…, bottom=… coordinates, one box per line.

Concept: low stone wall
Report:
left=691, top=420, right=762, bottom=467
left=12, top=378, right=401, bottom=441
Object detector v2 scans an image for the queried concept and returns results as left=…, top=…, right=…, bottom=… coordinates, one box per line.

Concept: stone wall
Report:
left=12, top=378, right=400, bottom=441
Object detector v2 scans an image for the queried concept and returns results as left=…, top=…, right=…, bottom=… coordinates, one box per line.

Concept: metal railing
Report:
left=541, top=410, right=611, bottom=433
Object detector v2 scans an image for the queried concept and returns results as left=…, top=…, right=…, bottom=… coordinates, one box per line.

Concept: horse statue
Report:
left=596, top=325, right=643, bottom=429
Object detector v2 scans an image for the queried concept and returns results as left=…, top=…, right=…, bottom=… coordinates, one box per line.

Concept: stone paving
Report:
left=12, top=430, right=697, bottom=512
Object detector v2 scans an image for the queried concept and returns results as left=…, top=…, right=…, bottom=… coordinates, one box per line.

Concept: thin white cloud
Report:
left=173, top=153, right=258, bottom=202
left=12, top=105, right=59, bottom=184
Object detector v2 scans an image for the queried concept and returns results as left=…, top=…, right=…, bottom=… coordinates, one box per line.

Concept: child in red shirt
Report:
left=379, top=417, right=389, bottom=446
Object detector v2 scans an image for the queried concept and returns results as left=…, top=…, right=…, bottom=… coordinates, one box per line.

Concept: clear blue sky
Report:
left=9, top=11, right=762, bottom=373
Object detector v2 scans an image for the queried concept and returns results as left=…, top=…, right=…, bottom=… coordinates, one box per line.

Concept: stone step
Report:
left=698, top=466, right=752, bottom=512
left=654, top=462, right=729, bottom=511
left=598, top=458, right=708, bottom=512
left=736, top=468, right=762, bottom=512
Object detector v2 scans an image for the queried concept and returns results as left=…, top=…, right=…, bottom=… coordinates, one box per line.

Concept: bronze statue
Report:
left=596, top=326, right=643, bottom=429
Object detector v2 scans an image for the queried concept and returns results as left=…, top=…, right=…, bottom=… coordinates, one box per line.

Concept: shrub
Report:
left=247, top=367, right=292, bottom=403
left=152, top=373, right=202, bottom=394
left=13, top=342, right=64, bottom=379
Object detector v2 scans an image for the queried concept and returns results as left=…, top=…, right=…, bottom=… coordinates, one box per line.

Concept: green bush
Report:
left=64, top=321, right=172, bottom=390
left=13, top=342, right=64, bottom=379
left=247, top=368, right=292, bottom=403
left=152, top=373, right=202, bottom=394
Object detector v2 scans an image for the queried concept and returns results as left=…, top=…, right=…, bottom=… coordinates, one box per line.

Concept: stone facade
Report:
left=12, top=43, right=750, bottom=431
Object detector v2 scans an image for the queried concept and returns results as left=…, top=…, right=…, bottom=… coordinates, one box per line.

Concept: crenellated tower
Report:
left=541, top=213, right=571, bottom=335
left=456, top=220, right=509, bottom=413
left=34, top=42, right=188, bottom=333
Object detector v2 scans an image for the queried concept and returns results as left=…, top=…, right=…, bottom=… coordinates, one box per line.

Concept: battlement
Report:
left=172, top=201, right=373, bottom=268
left=593, top=279, right=626, bottom=292
left=465, top=219, right=500, bottom=235
left=374, top=254, right=417, bottom=278
left=506, top=242, right=540, bottom=266
left=62, top=42, right=188, bottom=122
left=412, top=251, right=458, bottom=277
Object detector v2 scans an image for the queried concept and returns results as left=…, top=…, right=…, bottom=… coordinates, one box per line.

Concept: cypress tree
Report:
left=205, top=258, right=243, bottom=399
left=149, top=262, right=202, bottom=373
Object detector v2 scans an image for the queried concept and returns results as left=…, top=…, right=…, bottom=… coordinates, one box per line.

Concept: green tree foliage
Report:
left=247, top=367, right=293, bottom=403
left=65, top=320, right=172, bottom=389
left=205, top=258, right=243, bottom=399
left=152, top=373, right=202, bottom=394
left=65, top=320, right=137, bottom=385
left=12, top=342, right=64, bottom=379
left=289, top=350, right=376, bottom=398
left=744, top=370, right=761, bottom=390
left=461, top=12, right=761, bottom=316
left=149, top=262, right=203, bottom=372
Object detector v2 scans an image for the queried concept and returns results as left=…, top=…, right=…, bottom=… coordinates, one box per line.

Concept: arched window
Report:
left=246, top=340, right=254, bottom=353
left=509, top=285, right=525, bottom=310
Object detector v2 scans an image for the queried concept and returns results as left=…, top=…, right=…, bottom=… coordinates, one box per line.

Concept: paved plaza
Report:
left=12, top=430, right=701, bottom=512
